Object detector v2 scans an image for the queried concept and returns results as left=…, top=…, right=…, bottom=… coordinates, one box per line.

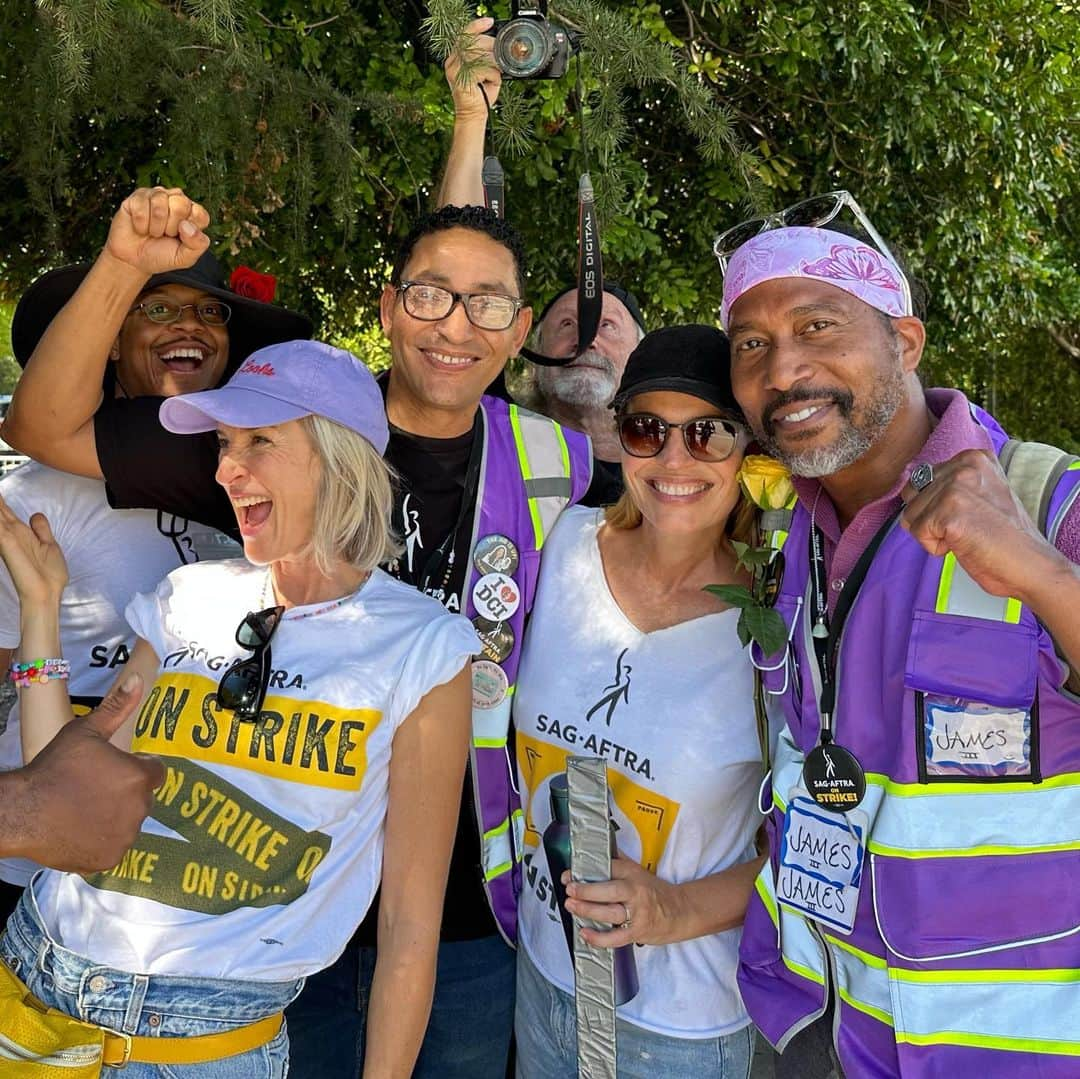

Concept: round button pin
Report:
left=473, top=534, right=519, bottom=577
left=803, top=742, right=866, bottom=812
left=473, top=615, right=515, bottom=664
left=472, top=660, right=509, bottom=710
left=472, top=572, right=521, bottom=622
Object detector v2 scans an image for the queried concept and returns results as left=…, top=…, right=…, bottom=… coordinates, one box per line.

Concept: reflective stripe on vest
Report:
left=935, top=552, right=1022, bottom=623
left=889, top=966, right=1080, bottom=1057
left=509, top=404, right=573, bottom=550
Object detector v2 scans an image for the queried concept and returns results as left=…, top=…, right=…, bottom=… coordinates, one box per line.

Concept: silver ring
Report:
left=619, top=901, right=631, bottom=929
left=910, top=463, right=934, bottom=492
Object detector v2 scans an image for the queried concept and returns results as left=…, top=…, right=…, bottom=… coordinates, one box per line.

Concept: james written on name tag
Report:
left=923, top=697, right=1032, bottom=778
left=777, top=795, right=866, bottom=934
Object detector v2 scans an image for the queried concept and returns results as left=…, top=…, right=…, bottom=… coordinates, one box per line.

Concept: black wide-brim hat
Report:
left=11, top=250, right=313, bottom=379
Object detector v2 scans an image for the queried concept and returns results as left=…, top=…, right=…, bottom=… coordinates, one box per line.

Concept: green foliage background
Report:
left=0, top=0, right=1077, bottom=447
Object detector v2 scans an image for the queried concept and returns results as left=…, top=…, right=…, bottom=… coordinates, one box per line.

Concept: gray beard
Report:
left=755, top=367, right=905, bottom=479
left=536, top=349, right=618, bottom=410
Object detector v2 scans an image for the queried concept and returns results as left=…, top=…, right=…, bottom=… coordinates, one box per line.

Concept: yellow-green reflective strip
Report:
left=869, top=838, right=1080, bottom=859
left=482, top=818, right=511, bottom=881
left=935, top=552, right=957, bottom=613
left=896, top=1030, right=1080, bottom=1056
left=484, top=861, right=512, bottom=881
left=555, top=423, right=570, bottom=480
left=865, top=771, right=1080, bottom=798
left=755, top=873, right=778, bottom=926
left=1004, top=596, right=1023, bottom=624
left=1068, top=462, right=1080, bottom=471
left=783, top=956, right=825, bottom=986
left=823, top=933, right=887, bottom=971
left=508, top=405, right=544, bottom=549
left=889, top=967, right=1080, bottom=986
left=837, top=986, right=893, bottom=1027
left=474, top=738, right=507, bottom=749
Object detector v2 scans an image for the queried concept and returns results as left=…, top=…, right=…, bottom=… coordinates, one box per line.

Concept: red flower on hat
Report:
left=229, top=266, right=277, bottom=303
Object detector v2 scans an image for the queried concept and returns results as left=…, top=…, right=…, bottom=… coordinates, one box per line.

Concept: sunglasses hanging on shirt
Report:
left=217, top=605, right=285, bottom=722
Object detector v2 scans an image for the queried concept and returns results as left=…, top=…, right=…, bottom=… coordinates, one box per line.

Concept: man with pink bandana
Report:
left=716, top=195, right=1080, bottom=1078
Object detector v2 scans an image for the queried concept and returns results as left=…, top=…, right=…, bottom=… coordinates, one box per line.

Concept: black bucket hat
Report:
left=611, top=324, right=739, bottom=415
left=11, top=250, right=313, bottom=378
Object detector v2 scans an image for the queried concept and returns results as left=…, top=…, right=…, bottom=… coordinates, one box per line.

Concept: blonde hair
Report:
left=604, top=473, right=757, bottom=546
left=299, top=414, right=403, bottom=576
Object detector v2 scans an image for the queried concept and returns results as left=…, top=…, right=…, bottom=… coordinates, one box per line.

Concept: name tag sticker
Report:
left=777, top=795, right=866, bottom=934
left=923, top=696, right=1031, bottom=778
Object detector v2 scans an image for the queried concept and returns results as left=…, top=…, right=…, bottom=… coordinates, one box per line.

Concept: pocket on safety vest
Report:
left=905, top=614, right=1040, bottom=782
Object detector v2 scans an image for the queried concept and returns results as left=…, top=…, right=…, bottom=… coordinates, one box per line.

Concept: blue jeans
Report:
left=0, top=888, right=303, bottom=1078
left=285, top=932, right=515, bottom=1078
left=515, top=945, right=755, bottom=1079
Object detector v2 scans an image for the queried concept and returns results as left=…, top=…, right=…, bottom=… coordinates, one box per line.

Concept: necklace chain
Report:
left=259, top=570, right=367, bottom=621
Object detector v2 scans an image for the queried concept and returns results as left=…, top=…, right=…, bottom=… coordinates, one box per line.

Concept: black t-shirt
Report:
left=96, top=396, right=235, bottom=532
left=358, top=415, right=496, bottom=944
left=584, top=457, right=624, bottom=508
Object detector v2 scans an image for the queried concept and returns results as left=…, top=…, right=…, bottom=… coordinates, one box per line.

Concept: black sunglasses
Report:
left=216, top=606, right=285, bottom=722
left=617, top=412, right=742, bottom=463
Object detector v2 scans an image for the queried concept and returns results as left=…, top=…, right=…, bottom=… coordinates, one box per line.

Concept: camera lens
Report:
left=494, top=18, right=554, bottom=78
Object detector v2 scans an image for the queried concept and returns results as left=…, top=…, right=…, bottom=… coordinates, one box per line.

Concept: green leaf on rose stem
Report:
left=731, top=540, right=750, bottom=560
left=741, top=605, right=789, bottom=656
left=736, top=613, right=752, bottom=648
left=738, top=546, right=781, bottom=569
left=704, top=584, right=755, bottom=609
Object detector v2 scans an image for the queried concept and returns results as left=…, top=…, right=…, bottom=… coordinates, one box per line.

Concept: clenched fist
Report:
left=105, top=186, right=211, bottom=277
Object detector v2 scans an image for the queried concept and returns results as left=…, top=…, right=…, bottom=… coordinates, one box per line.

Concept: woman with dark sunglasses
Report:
left=512, top=325, right=766, bottom=1078
left=0, top=340, right=478, bottom=1077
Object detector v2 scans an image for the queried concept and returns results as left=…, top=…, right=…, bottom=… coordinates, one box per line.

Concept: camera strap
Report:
left=574, top=172, right=603, bottom=356
left=482, top=156, right=505, bottom=219
left=519, top=60, right=605, bottom=368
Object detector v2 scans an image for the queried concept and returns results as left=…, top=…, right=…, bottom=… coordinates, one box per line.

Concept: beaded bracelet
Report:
left=8, top=659, right=70, bottom=689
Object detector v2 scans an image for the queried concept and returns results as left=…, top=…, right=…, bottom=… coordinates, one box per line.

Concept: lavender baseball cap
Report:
left=159, top=339, right=389, bottom=454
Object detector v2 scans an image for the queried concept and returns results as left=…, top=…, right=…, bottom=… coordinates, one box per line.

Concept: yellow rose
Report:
left=737, top=455, right=795, bottom=510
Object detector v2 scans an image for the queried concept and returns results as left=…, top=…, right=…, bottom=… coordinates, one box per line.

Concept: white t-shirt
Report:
left=32, top=559, right=478, bottom=982
left=0, top=461, right=240, bottom=885
left=513, top=507, right=761, bottom=1039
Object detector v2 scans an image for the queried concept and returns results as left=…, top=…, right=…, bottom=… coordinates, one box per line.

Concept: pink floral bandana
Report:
left=720, top=227, right=910, bottom=329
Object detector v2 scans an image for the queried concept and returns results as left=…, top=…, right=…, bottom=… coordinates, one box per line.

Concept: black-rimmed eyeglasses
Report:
left=131, top=298, right=233, bottom=327
left=396, top=281, right=523, bottom=331
left=216, top=606, right=285, bottom=722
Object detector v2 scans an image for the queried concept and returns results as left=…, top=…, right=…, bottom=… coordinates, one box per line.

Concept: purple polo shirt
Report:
left=792, top=388, right=1080, bottom=614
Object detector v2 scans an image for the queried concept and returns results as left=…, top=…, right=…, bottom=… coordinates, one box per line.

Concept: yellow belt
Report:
left=100, top=1012, right=283, bottom=1068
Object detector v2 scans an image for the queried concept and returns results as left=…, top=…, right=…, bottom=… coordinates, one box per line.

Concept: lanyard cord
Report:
left=808, top=508, right=901, bottom=741
left=415, top=409, right=485, bottom=599
left=477, top=83, right=505, bottom=219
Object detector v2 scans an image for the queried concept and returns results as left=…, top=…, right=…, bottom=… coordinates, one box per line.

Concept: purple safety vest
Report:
left=738, top=403, right=1080, bottom=1076
left=466, top=395, right=592, bottom=943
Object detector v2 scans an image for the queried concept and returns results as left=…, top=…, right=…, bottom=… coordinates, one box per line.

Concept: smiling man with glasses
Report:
left=715, top=192, right=1080, bottom=1079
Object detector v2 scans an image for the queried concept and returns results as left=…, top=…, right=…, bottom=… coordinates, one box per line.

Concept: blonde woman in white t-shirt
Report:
left=513, top=325, right=766, bottom=1078
left=0, top=340, right=477, bottom=1078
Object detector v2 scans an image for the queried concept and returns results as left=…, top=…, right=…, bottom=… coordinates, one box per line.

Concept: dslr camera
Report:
left=489, top=1, right=577, bottom=80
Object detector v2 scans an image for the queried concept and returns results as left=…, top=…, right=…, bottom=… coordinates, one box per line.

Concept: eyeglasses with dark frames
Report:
left=131, top=298, right=233, bottom=326
left=216, top=605, right=285, bottom=722
left=617, top=413, right=743, bottom=463
left=395, top=280, right=523, bottom=331
left=712, top=189, right=912, bottom=316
